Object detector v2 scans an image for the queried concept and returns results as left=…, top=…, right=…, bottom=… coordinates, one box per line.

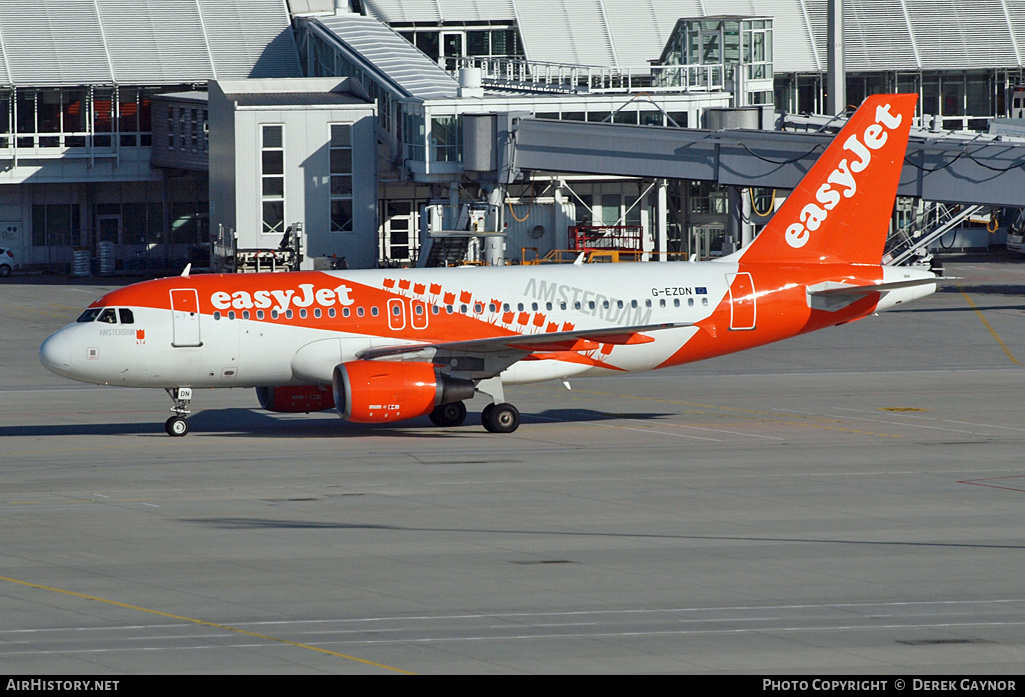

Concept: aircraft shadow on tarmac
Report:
left=0, top=407, right=672, bottom=439
left=892, top=303, right=1024, bottom=313
left=179, top=517, right=1025, bottom=551
left=937, top=283, right=1025, bottom=298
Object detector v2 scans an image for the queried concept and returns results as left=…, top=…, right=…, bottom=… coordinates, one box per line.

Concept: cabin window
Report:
left=228, top=311, right=236, bottom=320
left=243, top=310, right=251, bottom=320
left=257, top=310, right=265, bottom=319
left=213, top=311, right=221, bottom=321
left=314, top=308, right=321, bottom=318
left=371, top=307, right=379, bottom=316
left=299, top=309, right=307, bottom=319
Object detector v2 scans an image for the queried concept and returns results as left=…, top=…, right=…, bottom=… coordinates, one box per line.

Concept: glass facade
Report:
left=397, top=25, right=523, bottom=69
left=0, top=84, right=198, bottom=151
left=655, top=17, right=772, bottom=103
left=775, top=69, right=1022, bottom=130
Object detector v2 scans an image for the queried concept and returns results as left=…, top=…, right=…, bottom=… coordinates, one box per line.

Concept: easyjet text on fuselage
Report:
left=210, top=282, right=355, bottom=313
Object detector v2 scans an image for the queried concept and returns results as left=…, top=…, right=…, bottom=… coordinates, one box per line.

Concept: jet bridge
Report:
left=501, top=117, right=1025, bottom=208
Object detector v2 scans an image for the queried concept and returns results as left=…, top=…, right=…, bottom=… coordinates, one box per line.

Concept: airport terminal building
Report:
left=1, top=0, right=1023, bottom=272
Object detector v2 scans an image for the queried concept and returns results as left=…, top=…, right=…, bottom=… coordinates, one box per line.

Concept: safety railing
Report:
left=455, top=57, right=725, bottom=94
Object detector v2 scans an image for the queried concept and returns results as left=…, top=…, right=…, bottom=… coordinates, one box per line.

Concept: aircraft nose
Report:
left=39, top=330, right=72, bottom=375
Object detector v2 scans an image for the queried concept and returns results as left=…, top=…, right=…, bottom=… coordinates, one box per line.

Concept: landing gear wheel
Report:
left=429, top=401, right=467, bottom=427
left=481, top=403, right=495, bottom=428
left=482, top=403, right=520, bottom=434
left=165, top=416, right=190, bottom=437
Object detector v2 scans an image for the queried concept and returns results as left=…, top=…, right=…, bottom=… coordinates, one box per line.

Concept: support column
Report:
left=826, top=0, right=845, bottom=115
left=656, top=179, right=668, bottom=261
left=484, top=183, right=505, bottom=266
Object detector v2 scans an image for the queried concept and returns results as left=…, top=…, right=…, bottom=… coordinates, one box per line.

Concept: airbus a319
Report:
left=40, top=94, right=937, bottom=436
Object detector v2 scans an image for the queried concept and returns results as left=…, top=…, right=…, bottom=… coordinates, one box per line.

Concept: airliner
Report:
left=40, top=94, right=939, bottom=436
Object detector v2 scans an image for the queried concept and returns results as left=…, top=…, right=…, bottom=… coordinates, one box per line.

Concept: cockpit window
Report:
left=118, top=308, right=134, bottom=324
left=97, top=308, right=118, bottom=324
left=76, top=309, right=102, bottom=323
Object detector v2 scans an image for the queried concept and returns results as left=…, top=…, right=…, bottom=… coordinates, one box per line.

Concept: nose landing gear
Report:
left=165, top=387, right=192, bottom=437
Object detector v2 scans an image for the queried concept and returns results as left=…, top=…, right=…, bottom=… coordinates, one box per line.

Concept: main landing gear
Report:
left=472, top=376, right=521, bottom=433
left=429, top=401, right=467, bottom=427
left=481, top=402, right=520, bottom=434
left=427, top=400, right=521, bottom=433
left=165, top=387, right=192, bottom=437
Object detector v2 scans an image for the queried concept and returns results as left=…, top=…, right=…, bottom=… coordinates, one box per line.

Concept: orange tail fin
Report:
left=739, top=93, right=917, bottom=266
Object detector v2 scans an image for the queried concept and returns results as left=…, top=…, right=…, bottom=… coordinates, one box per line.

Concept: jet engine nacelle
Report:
left=256, top=385, right=335, bottom=413
left=332, top=360, right=475, bottom=423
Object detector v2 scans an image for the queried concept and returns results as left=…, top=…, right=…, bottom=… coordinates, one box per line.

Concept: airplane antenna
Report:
left=181, top=263, right=192, bottom=278
left=573, top=253, right=585, bottom=266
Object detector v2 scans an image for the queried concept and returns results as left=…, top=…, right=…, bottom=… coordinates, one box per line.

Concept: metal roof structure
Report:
left=361, top=0, right=1025, bottom=73
left=0, top=0, right=302, bottom=87
left=314, top=13, right=459, bottom=100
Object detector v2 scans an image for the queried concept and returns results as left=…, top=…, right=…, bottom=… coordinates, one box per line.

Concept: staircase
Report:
left=422, top=235, right=471, bottom=267
left=883, top=203, right=984, bottom=266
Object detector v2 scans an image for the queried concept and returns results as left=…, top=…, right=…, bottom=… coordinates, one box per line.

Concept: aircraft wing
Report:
left=355, top=321, right=692, bottom=363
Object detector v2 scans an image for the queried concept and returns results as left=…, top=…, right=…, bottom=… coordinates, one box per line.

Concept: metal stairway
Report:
left=883, top=203, right=984, bottom=266
left=422, top=235, right=471, bottom=267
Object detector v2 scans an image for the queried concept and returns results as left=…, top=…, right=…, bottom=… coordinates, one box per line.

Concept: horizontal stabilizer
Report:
left=807, top=277, right=940, bottom=297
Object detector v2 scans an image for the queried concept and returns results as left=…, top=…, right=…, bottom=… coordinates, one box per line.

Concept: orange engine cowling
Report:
left=256, top=385, right=336, bottom=413
left=332, top=361, right=475, bottom=423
